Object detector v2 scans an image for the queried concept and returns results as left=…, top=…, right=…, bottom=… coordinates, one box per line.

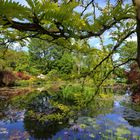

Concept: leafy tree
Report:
left=28, top=38, right=50, bottom=74
left=0, top=48, right=29, bottom=71
left=0, top=0, right=139, bottom=93
left=28, top=38, right=73, bottom=74
left=54, top=53, right=74, bottom=74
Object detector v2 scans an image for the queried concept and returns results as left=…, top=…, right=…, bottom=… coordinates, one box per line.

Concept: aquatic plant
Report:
left=26, top=101, right=71, bottom=123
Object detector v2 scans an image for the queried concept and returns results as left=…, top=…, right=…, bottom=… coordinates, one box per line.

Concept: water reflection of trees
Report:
left=0, top=91, right=52, bottom=122
left=0, top=100, right=13, bottom=120
left=0, top=91, right=69, bottom=139
left=0, top=99, right=25, bottom=122
left=23, top=117, right=67, bottom=139
left=0, top=100, right=8, bottom=119
left=84, top=96, right=114, bottom=117
left=123, top=107, right=140, bottom=127
left=0, top=90, right=115, bottom=139
left=16, top=91, right=67, bottom=139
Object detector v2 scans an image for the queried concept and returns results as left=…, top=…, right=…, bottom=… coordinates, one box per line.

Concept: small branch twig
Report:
left=86, top=58, right=136, bottom=106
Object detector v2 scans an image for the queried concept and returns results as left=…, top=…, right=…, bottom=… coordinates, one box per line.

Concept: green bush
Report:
left=46, top=69, right=61, bottom=81
left=60, top=84, right=95, bottom=106
left=16, top=80, right=30, bottom=87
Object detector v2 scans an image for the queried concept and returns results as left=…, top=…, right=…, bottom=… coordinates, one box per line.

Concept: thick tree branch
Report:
left=2, top=14, right=133, bottom=40
left=3, top=19, right=61, bottom=39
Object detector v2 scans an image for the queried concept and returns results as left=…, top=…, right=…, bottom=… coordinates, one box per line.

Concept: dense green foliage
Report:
left=0, top=0, right=139, bottom=99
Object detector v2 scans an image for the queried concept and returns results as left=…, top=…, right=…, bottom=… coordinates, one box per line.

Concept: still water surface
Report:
left=0, top=91, right=140, bottom=140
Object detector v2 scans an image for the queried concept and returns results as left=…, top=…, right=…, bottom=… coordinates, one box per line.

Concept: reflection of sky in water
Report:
left=96, top=113, right=139, bottom=134
left=114, top=100, right=120, bottom=107
left=49, top=95, right=140, bottom=140
left=95, top=95, right=140, bottom=136
left=0, top=94, right=140, bottom=139
left=0, top=110, right=29, bottom=139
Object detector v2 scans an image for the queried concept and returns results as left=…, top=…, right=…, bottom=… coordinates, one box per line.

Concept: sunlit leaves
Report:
left=0, top=0, right=28, bottom=20
left=118, top=41, right=137, bottom=64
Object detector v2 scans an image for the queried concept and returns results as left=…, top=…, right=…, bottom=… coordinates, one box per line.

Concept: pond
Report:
left=0, top=90, right=140, bottom=140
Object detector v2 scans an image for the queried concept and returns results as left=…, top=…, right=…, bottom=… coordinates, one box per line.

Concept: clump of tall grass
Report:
left=60, top=84, right=96, bottom=106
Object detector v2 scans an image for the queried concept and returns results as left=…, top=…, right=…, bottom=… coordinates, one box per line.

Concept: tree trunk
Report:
left=137, top=18, right=140, bottom=68
left=133, top=0, right=140, bottom=67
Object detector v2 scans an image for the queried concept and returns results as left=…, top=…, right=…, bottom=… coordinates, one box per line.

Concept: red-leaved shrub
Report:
left=0, top=71, right=16, bottom=86
left=125, top=63, right=140, bottom=85
left=125, top=63, right=140, bottom=103
left=16, top=72, right=31, bottom=80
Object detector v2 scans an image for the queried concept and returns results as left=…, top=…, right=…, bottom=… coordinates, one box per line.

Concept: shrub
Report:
left=16, top=71, right=31, bottom=80
left=125, top=63, right=140, bottom=92
left=60, top=84, right=96, bottom=107
left=46, top=69, right=60, bottom=81
left=0, top=70, right=16, bottom=86
left=125, top=63, right=140, bottom=85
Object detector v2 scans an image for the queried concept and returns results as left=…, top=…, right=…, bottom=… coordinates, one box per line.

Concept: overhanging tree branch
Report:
left=86, top=57, right=137, bottom=105
left=95, top=58, right=137, bottom=95
left=80, top=17, right=133, bottom=39
left=1, top=14, right=133, bottom=40
left=92, top=29, right=135, bottom=72
left=80, top=0, right=95, bottom=16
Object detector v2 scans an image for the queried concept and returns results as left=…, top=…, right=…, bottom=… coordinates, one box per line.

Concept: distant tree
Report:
left=28, top=38, right=73, bottom=74
left=0, top=48, right=29, bottom=71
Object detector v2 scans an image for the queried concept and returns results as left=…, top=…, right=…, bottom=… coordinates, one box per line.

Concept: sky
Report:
left=13, top=0, right=27, bottom=5
left=13, top=0, right=132, bottom=6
